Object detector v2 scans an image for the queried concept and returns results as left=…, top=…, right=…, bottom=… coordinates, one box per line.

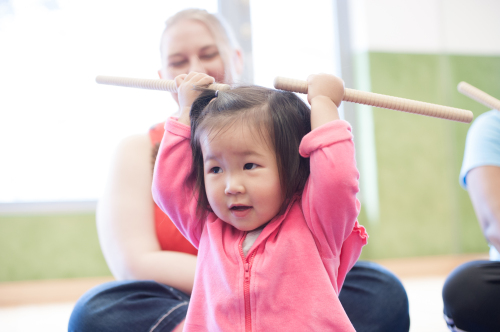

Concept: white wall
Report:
left=250, top=0, right=340, bottom=88
left=350, top=0, right=500, bottom=54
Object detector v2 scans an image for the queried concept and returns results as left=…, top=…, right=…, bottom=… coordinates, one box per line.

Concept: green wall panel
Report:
left=358, top=53, right=500, bottom=259
left=0, top=214, right=111, bottom=282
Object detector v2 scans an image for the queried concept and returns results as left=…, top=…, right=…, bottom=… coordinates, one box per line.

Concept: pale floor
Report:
left=0, top=253, right=489, bottom=332
left=0, top=302, right=74, bottom=332
left=403, top=276, right=449, bottom=332
left=0, top=277, right=449, bottom=332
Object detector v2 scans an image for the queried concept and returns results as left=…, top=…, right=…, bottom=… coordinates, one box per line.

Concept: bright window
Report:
left=0, top=0, right=217, bottom=202
left=250, top=0, right=340, bottom=96
left=0, top=0, right=341, bottom=204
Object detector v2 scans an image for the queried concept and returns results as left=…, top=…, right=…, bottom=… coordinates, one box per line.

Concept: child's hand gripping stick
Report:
left=95, top=75, right=230, bottom=92
left=274, top=76, right=474, bottom=123
left=457, top=81, right=500, bottom=111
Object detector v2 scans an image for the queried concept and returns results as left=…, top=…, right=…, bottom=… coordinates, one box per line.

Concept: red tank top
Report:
left=149, top=122, right=198, bottom=256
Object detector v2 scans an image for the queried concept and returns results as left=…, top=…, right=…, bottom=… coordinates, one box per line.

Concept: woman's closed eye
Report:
left=200, top=51, right=219, bottom=60
left=168, top=59, right=188, bottom=68
left=244, top=163, right=257, bottom=170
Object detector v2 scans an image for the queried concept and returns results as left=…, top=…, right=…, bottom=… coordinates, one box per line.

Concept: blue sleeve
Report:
left=460, top=110, right=500, bottom=189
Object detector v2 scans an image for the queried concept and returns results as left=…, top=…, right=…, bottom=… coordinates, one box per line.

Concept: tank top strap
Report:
left=149, top=122, right=166, bottom=145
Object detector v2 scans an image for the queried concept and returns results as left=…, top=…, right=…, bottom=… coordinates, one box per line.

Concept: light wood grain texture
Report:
left=0, top=277, right=114, bottom=307
left=96, top=76, right=230, bottom=93
left=458, top=81, right=500, bottom=111
left=274, top=76, right=473, bottom=123
left=374, top=252, right=489, bottom=279
left=0, top=253, right=489, bottom=307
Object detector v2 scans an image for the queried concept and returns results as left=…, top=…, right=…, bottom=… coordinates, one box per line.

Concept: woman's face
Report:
left=159, top=19, right=226, bottom=84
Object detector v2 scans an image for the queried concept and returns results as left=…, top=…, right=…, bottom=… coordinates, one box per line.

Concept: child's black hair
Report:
left=189, top=86, right=311, bottom=219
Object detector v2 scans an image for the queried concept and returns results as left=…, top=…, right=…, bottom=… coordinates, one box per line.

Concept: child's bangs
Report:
left=195, top=106, right=275, bottom=153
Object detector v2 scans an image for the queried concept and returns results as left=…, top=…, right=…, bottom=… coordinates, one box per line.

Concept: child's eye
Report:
left=243, top=163, right=257, bottom=170
left=210, top=167, right=222, bottom=174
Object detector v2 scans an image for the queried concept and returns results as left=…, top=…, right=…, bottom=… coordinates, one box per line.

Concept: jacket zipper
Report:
left=239, top=237, right=257, bottom=332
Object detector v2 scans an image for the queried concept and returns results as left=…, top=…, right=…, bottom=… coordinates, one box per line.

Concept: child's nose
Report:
left=224, top=177, right=245, bottom=195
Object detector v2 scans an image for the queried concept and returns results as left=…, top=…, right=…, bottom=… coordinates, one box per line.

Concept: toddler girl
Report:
left=152, top=72, right=367, bottom=331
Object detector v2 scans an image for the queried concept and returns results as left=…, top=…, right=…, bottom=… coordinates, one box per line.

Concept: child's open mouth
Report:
left=230, top=205, right=252, bottom=217
left=230, top=206, right=250, bottom=211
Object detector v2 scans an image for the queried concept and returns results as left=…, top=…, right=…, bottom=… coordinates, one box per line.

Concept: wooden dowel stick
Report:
left=457, top=81, right=500, bottom=112
left=95, top=75, right=230, bottom=92
left=274, top=76, right=474, bottom=123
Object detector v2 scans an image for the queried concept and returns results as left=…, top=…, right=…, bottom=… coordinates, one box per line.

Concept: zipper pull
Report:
left=244, top=263, right=250, bottom=280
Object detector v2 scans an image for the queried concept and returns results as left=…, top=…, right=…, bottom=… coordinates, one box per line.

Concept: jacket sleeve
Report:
left=152, top=118, right=204, bottom=248
left=299, top=120, right=367, bottom=289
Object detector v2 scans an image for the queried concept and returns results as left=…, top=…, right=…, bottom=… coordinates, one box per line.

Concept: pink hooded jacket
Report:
left=152, top=118, right=367, bottom=331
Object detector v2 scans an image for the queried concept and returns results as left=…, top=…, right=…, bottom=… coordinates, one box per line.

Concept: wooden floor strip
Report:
left=374, top=252, right=489, bottom=279
left=0, top=276, right=114, bottom=307
left=0, top=252, right=490, bottom=307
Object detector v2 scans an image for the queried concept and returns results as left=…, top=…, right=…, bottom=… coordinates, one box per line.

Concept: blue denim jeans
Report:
left=340, top=261, right=410, bottom=332
left=68, top=280, right=189, bottom=332
left=68, top=261, right=409, bottom=332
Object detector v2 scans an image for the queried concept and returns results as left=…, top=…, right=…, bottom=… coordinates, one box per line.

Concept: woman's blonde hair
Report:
left=160, top=8, right=242, bottom=83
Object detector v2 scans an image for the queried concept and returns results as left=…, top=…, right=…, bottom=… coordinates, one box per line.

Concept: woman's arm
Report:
left=96, top=133, right=196, bottom=294
left=467, top=165, right=500, bottom=253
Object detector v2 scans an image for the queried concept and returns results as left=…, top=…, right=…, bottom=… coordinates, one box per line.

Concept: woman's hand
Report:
left=307, top=74, right=345, bottom=130
left=175, top=72, right=215, bottom=125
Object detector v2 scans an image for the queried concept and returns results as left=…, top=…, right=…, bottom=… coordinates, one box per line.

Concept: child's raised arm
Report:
left=307, top=74, right=344, bottom=130
left=152, top=72, right=215, bottom=247
left=301, top=74, right=366, bottom=291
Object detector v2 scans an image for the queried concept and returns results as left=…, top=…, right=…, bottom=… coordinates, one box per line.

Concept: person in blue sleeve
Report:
left=442, top=109, right=500, bottom=332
